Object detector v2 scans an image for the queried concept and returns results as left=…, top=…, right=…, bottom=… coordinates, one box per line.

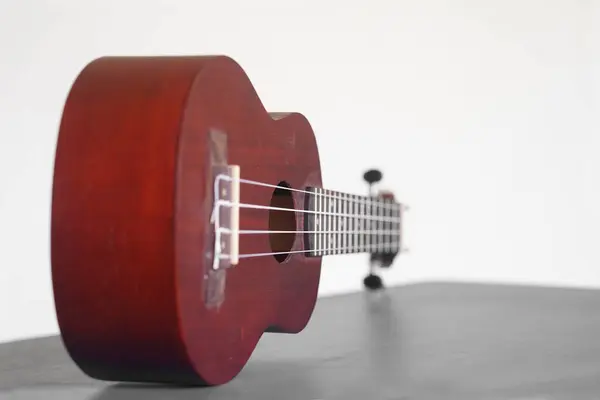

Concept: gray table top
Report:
left=2, top=282, right=600, bottom=400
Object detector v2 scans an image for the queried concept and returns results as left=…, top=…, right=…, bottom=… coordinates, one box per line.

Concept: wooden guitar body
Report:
left=51, top=56, right=322, bottom=386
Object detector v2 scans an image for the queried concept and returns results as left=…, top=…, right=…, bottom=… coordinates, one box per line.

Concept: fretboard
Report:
left=303, top=187, right=402, bottom=257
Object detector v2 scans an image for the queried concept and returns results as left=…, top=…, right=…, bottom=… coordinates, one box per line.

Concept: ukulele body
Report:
left=51, top=56, right=323, bottom=385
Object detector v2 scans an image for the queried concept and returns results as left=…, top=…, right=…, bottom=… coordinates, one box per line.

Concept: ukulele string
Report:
left=219, top=240, right=404, bottom=260
left=217, top=175, right=404, bottom=212
left=219, top=228, right=401, bottom=235
left=216, top=200, right=402, bottom=223
left=212, top=174, right=405, bottom=262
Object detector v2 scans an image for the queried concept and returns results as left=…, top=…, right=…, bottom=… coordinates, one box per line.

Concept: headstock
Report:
left=362, top=169, right=401, bottom=291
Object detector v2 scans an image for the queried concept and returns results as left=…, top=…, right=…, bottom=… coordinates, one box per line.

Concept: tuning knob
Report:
left=361, top=168, right=393, bottom=292
left=363, top=273, right=384, bottom=291
left=363, top=169, right=382, bottom=185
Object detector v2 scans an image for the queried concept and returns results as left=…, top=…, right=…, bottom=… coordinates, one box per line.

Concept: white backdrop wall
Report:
left=0, top=0, right=598, bottom=343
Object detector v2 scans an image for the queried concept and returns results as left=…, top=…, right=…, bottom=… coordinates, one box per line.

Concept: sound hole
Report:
left=269, top=182, right=296, bottom=263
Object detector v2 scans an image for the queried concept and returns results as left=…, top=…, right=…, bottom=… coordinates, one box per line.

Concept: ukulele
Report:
left=51, top=55, right=406, bottom=386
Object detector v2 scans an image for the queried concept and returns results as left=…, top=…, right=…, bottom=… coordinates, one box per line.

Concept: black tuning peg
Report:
left=363, top=273, right=384, bottom=291
left=364, top=169, right=382, bottom=197
left=362, top=168, right=388, bottom=292
left=363, top=169, right=382, bottom=185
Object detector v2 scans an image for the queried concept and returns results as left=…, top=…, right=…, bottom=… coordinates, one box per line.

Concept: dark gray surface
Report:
left=2, top=282, right=600, bottom=399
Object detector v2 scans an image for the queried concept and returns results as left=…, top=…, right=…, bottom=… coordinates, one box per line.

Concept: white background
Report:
left=0, top=0, right=598, bottom=344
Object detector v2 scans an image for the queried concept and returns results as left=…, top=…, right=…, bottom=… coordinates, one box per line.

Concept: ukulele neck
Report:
left=304, top=187, right=403, bottom=257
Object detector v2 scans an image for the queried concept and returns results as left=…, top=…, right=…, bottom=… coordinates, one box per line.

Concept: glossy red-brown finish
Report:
left=51, top=56, right=322, bottom=385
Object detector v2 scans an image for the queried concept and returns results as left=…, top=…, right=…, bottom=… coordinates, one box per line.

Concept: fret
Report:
left=375, top=199, right=380, bottom=253
left=390, top=203, right=394, bottom=250
left=368, top=198, right=373, bottom=253
left=348, top=195, right=356, bottom=252
left=350, top=194, right=354, bottom=253
left=314, top=188, right=319, bottom=256
left=321, top=189, right=326, bottom=255
left=392, top=201, right=397, bottom=251
left=324, top=190, right=328, bottom=256
left=394, top=202, right=398, bottom=252
left=377, top=200, right=381, bottom=251
left=365, top=198, right=370, bottom=253
left=382, top=201, right=386, bottom=251
left=368, top=198, right=372, bottom=253
left=345, top=193, right=349, bottom=253
left=319, top=188, right=323, bottom=256
left=364, top=197, right=368, bottom=252
left=332, top=191, right=337, bottom=255
left=356, top=196, right=361, bottom=252
left=325, top=189, right=330, bottom=256
left=360, top=197, right=364, bottom=253
left=355, top=195, right=360, bottom=252
left=336, top=193, right=340, bottom=254
left=320, top=189, right=324, bottom=255
left=379, top=200, right=383, bottom=251
left=359, top=196, right=364, bottom=252
left=394, top=202, right=399, bottom=250
left=384, top=198, right=390, bottom=253
left=371, top=201, right=381, bottom=251
left=342, top=193, right=351, bottom=254
left=391, top=201, right=396, bottom=251
left=353, top=196, right=360, bottom=251
left=339, top=194, right=347, bottom=254
left=327, top=192, right=331, bottom=256
left=371, top=199, right=381, bottom=252
left=339, top=192, right=342, bottom=253
left=373, top=199, right=378, bottom=252
left=339, top=193, right=344, bottom=254
left=359, top=195, right=363, bottom=252
left=350, top=194, right=354, bottom=252
left=340, top=192, right=344, bottom=254
left=330, top=189, right=335, bottom=255
left=383, top=199, right=386, bottom=252
left=317, top=188, right=322, bottom=256
left=348, top=194, right=352, bottom=252
left=339, top=193, right=343, bottom=254
left=340, top=193, right=344, bottom=254
left=386, top=199, right=394, bottom=252
left=324, top=190, right=329, bottom=254
left=394, top=201, right=399, bottom=252
left=328, top=192, right=332, bottom=255
left=336, top=193, right=340, bottom=253
left=365, top=198, right=373, bottom=252
left=380, top=200, right=384, bottom=252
